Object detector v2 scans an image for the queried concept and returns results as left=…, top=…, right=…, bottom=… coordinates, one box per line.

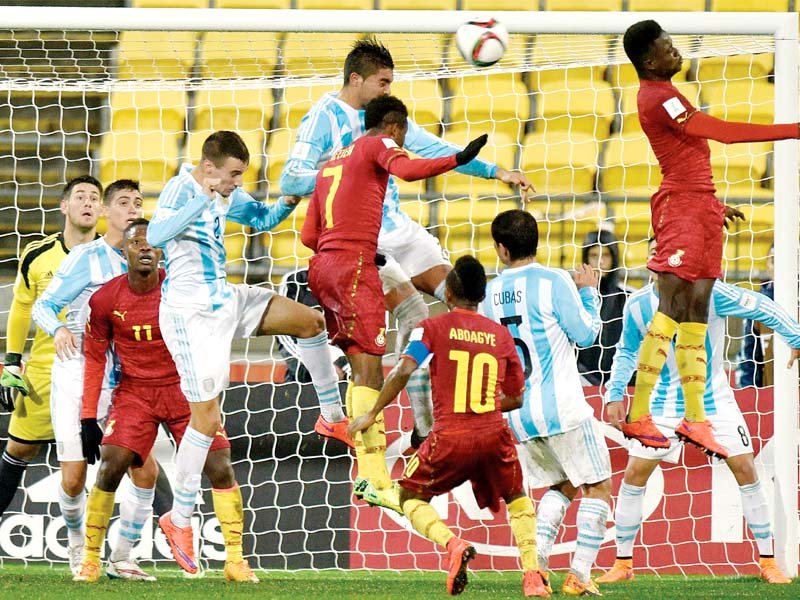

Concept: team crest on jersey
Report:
left=668, top=249, right=685, bottom=267
left=104, top=419, right=115, bottom=437
left=375, top=328, right=386, bottom=347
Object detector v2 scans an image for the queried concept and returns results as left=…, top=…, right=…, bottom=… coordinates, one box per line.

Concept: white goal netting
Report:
left=0, top=8, right=797, bottom=576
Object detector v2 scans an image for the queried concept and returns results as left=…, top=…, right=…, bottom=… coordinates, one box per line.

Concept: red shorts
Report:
left=649, top=189, right=725, bottom=281
left=308, top=250, right=386, bottom=355
left=103, top=381, right=230, bottom=464
left=400, top=424, right=524, bottom=514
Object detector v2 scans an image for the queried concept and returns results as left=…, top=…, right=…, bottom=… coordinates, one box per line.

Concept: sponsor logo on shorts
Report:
left=375, top=328, right=386, bottom=348
left=104, top=419, right=115, bottom=436
left=203, top=378, right=215, bottom=393
left=668, top=249, right=685, bottom=267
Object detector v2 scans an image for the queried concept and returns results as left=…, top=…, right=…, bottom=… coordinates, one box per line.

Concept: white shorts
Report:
left=51, top=353, right=113, bottom=462
left=628, top=400, right=752, bottom=463
left=378, top=219, right=449, bottom=292
left=520, top=417, right=612, bottom=489
left=160, top=284, right=274, bottom=403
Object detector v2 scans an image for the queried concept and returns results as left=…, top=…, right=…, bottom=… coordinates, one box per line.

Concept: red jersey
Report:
left=638, top=79, right=715, bottom=193
left=301, top=134, right=458, bottom=255
left=82, top=270, right=179, bottom=419
left=402, top=308, right=525, bottom=431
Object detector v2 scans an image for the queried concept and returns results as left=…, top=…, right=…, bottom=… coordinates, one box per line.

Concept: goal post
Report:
left=0, top=6, right=797, bottom=576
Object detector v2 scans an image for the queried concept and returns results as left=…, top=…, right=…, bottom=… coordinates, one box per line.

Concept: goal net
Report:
left=0, top=7, right=797, bottom=577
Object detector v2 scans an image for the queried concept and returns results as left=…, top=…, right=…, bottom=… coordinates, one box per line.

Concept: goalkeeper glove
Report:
left=80, top=418, right=104, bottom=465
left=455, top=133, right=488, bottom=166
left=1, top=353, right=29, bottom=412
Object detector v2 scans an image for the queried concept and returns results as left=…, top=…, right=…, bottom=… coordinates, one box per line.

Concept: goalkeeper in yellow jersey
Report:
left=0, top=176, right=102, bottom=519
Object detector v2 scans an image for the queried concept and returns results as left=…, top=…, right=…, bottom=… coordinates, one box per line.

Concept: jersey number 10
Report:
left=448, top=350, right=498, bottom=414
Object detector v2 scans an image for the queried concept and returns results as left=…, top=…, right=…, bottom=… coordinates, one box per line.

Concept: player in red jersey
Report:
left=620, top=20, right=800, bottom=457
left=301, top=95, right=487, bottom=507
left=74, top=219, right=257, bottom=584
left=349, top=256, right=549, bottom=598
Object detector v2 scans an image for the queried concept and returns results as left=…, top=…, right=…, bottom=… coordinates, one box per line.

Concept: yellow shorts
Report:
left=8, top=368, right=54, bottom=443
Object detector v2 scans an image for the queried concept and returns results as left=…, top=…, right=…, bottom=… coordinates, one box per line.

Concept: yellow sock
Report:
left=507, top=496, right=539, bottom=572
left=345, top=381, right=354, bottom=419
left=403, top=498, right=454, bottom=549
left=212, top=484, right=244, bottom=563
left=630, top=312, right=678, bottom=421
left=351, top=386, right=390, bottom=489
left=84, top=487, right=115, bottom=563
left=676, top=322, right=709, bottom=422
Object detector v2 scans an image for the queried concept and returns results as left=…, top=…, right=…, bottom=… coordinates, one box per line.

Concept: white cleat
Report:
left=68, top=543, right=84, bottom=577
left=107, top=559, right=157, bottom=581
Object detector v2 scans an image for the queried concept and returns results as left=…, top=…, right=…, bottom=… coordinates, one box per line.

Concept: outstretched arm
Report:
left=383, top=134, right=488, bottom=181
left=280, top=109, right=333, bottom=197
left=227, top=189, right=298, bottom=232
left=683, top=112, right=800, bottom=144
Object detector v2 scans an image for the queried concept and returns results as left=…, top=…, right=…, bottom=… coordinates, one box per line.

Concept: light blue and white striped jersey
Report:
left=279, top=92, right=497, bottom=234
left=482, top=262, right=601, bottom=440
left=33, top=237, right=126, bottom=341
left=605, top=281, right=800, bottom=418
left=148, top=164, right=296, bottom=311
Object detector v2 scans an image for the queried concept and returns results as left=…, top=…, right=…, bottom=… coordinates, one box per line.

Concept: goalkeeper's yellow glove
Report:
left=1, top=353, right=29, bottom=411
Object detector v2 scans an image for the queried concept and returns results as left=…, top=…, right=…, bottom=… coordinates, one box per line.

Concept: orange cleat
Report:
left=759, top=557, right=792, bottom=584
left=674, top=418, right=728, bottom=459
left=446, top=537, right=476, bottom=596
left=72, top=559, right=101, bottom=583
left=562, top=573, right=602, bottom=596
left=621, top=414, right=670, bottom=449
left=538, top=570, right=553, bottom=594
left=224, top=559, right=260, bottom=583
left=523, top=570, right=551, bottom=597
left=596, top=559, right=635, bottom=584
left=158, top=512, right=198, bottom=574
left=314, top=415, right=355, bottom=449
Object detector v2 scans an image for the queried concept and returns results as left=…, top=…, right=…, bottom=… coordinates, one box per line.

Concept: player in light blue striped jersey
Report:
left=281, top=38, right=533, bottom=445
left=483, top=209, right=610, bottom=596
left=32, top=179, right=159, bottom=577
left=599, top=238, right=798, bottom=585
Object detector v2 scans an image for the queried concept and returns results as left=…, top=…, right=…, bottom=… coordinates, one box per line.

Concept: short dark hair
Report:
left=364, top=95, right=408, bottom=131
left=62, top=175, right=102, bottom=201
left=201, top=130, right=249, bottom=167
left=124, top=217, right=149, bottom=239
left=446, top=255, right=486, bottom=304
left=104, top=179, right=140, bottom=205
left=623, top=19, right=663, bottom=74
left=491, top=209, right=539, bottom=261
left=344, top=36, right=394, bottom=85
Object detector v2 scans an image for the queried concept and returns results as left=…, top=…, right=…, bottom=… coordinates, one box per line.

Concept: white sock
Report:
left=406, top=369, right=433, bottom=437
left=536, top=490, right=570, bottom=571
left=571, top=497, right=610, bottom=583
left=297, top=331, right=344, bottom=422
left=740, top=480, right=773, bottom=557
left=433, top=279, right=446, bottom=303
left=111, top=484, right=155, bottom=563
left=172, top=427, right=213, bottom=528
left=614, top=482, right=645, bottom=558
left=58, top=486, right=86, bottom=548
left=393, top=292, right=428, bottom=356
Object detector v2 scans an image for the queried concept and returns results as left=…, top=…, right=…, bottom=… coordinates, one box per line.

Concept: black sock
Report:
left=151, top=461, right=174, bottom=518
left=0, top=451, right=30, bottom=518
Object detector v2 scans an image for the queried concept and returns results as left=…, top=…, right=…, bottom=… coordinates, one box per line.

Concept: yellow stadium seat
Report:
left=280, top=81, right=340, bottom=131
left=117, top=31, right=197, bottom=80
left=710, top=0, right=788, bottom=10
left=696, top=37, right=773, bottom=83
left=132, top=0, right=206, bottom=6
left=710, top=140, right=770, bottom=188
left=703, top=80, right=774, bottom=125
left=446, top=73, right=530, bottom=139
left=297, top=0, right=373, bottom=7
left=608, top=34, right=693, bottom=87
left=520, top=132, right=599, bottom=196
left=110, top=90, right=187, bottom=133
left=390, top=79, right=443, bottom=133
left=440, top=197, right=517, bottom=269
left=224, top=231, right=249, bottom=272
left=200, top=31, right=280, bottom=79
left=280, top=32, right=366, bottom=78
left=438, top=131, right=518, bottom=197
left=608, top=200, right=653, bottom=247
left=461, top=0, right=536, bottom=7
left=193, top=88, right=275, bottom=133
left=534, top=80, right=615, bottom=139
left=601, top=135, right=660, bottom=197
left=141, top=196, right=159, bottom=219
left=266, top=209, right=313, bottom=271
left=99, top=131, right=180, bottom=194
left=185, top=129, right=264, bottom=194
left=616, top=80, right=700, bottom=135
left=216, top=0, right=290, bottom=7
left=531, top=35, right=611, bottom=89
left=377, top=33, right=448, bottom=73
left=629, top=0, right=704, bottom=8
left=543, top=0, right=622, bottom=9
left=265, top=128, right=295, bottom=190
left=399, top=199, right=432, bottom=225
left=378, top=0, right=457, bottom=8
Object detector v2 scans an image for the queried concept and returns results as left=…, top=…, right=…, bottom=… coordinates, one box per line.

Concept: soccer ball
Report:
left=455, top=18, right=510, bottom=68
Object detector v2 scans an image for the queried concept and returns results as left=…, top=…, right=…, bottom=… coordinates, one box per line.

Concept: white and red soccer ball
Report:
left=455, top=18, right=510, bottom=68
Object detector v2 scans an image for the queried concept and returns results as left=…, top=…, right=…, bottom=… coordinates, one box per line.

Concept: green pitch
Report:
left=0, top=564, right=797, bottom=599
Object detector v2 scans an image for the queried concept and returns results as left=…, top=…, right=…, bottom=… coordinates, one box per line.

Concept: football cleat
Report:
left=314, top=415, right=354, bottom=449
left=538, top=570, right=553, bottom=594
left=562, top=573, right=602, bottom=596
left=759, top=557, right=792, bottom=584
left=675, top=418, right=729, bottom=459
left=67, top=542, right=84, bottom=577
left=158, top=511, right=198, bottom=574
left=73, top=559, right=101, bottom=583
left=352, top=477, right=403, bottom=515
left=446, top=537, right=476, bottom=596
left=522, top=570, right=551, bottom=597
left=621, top=414, right=670, bottom=449
left=224, top=559, right=260, bottom=583
left=107, top=559, right=157, bottom=581
left=596, top=559, right=635, bottom=584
